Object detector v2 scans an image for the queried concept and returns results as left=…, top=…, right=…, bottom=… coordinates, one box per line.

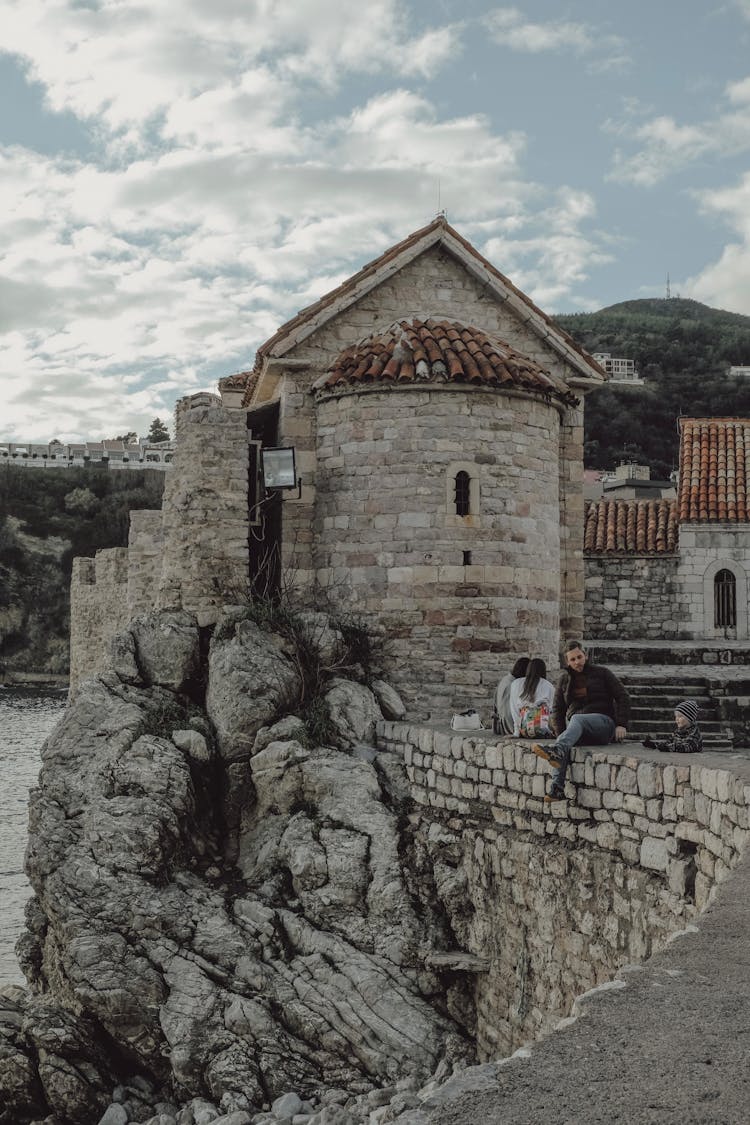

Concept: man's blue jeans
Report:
left=551, top=714, right=616, bottom=790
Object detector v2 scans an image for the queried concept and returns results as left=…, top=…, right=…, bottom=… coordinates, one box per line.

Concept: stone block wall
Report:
left=69, top=549, right=131, bottom=693
left=676, top=525, right=750, bottom=639
left=156, top=395, right=250, bottom=625
left=314, top=385, right=563, bottom=718
left=273, top=245, right=588, bottom=623
left=127, top=509, right=165, bottom=616
left=559, top=402, right=585, bottom=642
left=378, top=720, right=749, bottom=1058
left=585, top=555, right=682, bottom=638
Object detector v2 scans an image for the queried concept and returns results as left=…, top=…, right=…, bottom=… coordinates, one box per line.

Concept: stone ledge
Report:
left=376, top=721, right=750, bottom=910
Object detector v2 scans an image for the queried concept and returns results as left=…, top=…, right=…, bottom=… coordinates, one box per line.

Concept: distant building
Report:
left=601, top=461, right=676, bottom=501
left=0, top=437, right=175, bottom=470
left=592, top=353, right=644, bottom=385
left=728, top=365, right=750, bottom=379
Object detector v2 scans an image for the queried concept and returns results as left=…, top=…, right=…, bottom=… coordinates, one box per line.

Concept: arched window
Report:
left=454, top=470, right=471, bottom=516
left=715, top=569, right=737, bottom=629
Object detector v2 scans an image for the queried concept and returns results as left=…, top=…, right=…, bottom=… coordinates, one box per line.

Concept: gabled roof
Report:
left=243, top=217, right=605, bottom=406
left=313, top=318, right=578, bottom=405
left=584, top=499, right=678, bottom=555
left=678, top=418, right=750, bottom=523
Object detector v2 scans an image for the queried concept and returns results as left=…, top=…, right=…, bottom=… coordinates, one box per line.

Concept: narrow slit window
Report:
left=715, top=569, right=737, bottom=629
left=455, top=471, right=471, bottom=516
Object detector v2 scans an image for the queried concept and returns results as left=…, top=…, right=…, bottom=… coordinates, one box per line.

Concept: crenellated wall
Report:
left=69, top=393, right=252, bottom=692
left=378, top=721, right=749, bottom=1059
left=69, top=549, right=131, bottom=692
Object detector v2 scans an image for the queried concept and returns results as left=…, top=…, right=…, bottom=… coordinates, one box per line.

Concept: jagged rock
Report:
left=295, top=612, right=344, bottom=669
left=206, top=616, right=303, bottom=762
left=370, top=681, right=406, bottom=721
left=323, top=679, right=383, bottom=747
left=130, top=610, right=201, bottom=692
left=253, top=715, right=308, bottom=755
left=0, top=988, right=116, bottom=1125
left=172, top=728, right=213, bottom=762
left=18, top=610, right=471, bottom=1121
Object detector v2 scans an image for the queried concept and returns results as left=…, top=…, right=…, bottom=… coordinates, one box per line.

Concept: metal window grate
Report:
left=455, top=471, right=471, bottom=516
left=714, top=569, right=737, bottom=629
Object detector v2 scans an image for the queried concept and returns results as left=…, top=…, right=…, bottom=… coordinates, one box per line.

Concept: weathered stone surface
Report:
left=15, top=611, right=471, bottom=1122
left=206, top=615, right=303, bottom=762
left=130, top=610, right=201, bottom=692
left=371, top=681, right=406, bottom=721
left=324, top=678, right=383, bottom=747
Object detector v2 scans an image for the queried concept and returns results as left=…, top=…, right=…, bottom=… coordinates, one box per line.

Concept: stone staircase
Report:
left=615, top=673, right=734, bottom=751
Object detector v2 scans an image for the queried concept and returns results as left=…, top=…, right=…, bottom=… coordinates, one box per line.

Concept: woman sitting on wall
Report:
left=493, top=656, right=529, bottom=735
left=510, top=658, right=555, bottom=738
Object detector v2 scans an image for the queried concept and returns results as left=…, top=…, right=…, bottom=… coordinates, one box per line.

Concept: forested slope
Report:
left=0, top=466, right=164, bottom=676
left=556, top=298, right=750, bottom=477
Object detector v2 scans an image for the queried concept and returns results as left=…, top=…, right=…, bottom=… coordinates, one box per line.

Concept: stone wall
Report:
left=676, top=525, right=750, bottom=639
left=314, top=384, right=563, bottom=718
left=378, top=721, right=749, bottom=1058
left=585, top=555, right=682, bottom=638
left=156, top=394, right=250, bottom=625
left=69, top=549, right=130, bottom=693
left=127, top=509, right=165, bottom=616
left=272, top=244, right=589, bottom=628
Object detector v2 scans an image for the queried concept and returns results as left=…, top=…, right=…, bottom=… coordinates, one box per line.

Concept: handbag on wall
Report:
left=450, top=708, right=484, bottom=732
left=517, top=701, right=552, bottom=738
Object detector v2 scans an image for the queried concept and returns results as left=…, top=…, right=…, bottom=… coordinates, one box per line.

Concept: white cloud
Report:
left=484, top=7, right=628, bottom=67
left=0, top=1, right=614, bottom=440
left=0, top=0, right=460, bottom=142
left=682, top=173, right=750, bottom=313
left=607, top=76, right=750, bottom=186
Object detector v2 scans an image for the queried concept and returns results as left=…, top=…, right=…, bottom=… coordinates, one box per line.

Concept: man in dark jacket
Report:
left=533, top=640, right=630, bottom=802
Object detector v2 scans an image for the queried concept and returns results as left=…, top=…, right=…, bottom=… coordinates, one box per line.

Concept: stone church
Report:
left=70, top=217, right=606, bottom=716
left=585, top=417, right=750, bottom=647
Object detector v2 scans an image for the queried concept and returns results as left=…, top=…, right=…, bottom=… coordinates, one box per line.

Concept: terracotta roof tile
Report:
left=219, top=370, right=253, bottom=391
left=584, top=499, right=678, bottom=555
left=245, top=217, right=604, bottom=404
left=313, top=318, right=578, bottom=404
left=678, top=418, right=750, bottom=523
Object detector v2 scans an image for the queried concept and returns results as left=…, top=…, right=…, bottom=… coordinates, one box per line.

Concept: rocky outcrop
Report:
left=3, top=607, right=471, bottom=1123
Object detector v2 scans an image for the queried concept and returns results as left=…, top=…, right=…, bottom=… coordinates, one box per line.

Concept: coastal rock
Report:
left=16, top=609, right=470, bottom=1122
left=323, top=679, right=383, bottom=748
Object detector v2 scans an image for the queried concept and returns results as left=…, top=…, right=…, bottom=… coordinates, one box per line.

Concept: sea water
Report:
left=0, top=684, right=67, bottom=986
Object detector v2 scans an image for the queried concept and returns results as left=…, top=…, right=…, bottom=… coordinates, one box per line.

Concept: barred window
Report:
left=455, top=471, right=471, bottom=516
left=714, top=569, right=737, bottom=629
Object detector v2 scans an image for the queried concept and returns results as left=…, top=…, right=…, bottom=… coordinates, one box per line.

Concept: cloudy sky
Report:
left=2, top=0, right=750, bottom=441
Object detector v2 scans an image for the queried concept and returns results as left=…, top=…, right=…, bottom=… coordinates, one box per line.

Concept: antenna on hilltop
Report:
left=666, top=273, right=671, bottom=300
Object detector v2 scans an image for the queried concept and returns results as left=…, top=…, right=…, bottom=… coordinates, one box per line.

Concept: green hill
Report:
left=555, top=298, right=750, bottom=477
left=0, top=466, right=164, bottom=676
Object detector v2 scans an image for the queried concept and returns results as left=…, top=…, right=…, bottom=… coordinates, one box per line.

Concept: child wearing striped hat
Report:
left=642, top=699, right=703, bottom=754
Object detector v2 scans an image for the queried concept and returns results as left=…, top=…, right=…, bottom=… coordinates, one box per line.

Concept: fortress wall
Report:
left=156, top=395, right=250, bottom=625
left=379, top=721, right=748, bottom=1059
left=314, top=384, right=562, bottom=719
left=69, top=549, right=130, bottom=694
left=559, top=402, right=585, bottom=642
left=585, top=555, right=682, bottom=638
left=127, top=508, right=165, bottom=616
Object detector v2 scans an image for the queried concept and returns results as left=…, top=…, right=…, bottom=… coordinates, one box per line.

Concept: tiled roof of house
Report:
left=219, top=370, right=252, bottom=391
left=677, top=418, right=750, bottom=522
left=242, top=216, right=604, bottom=407
left=312, top=318, right=578, bottom=403
left=584, top=499, right=679, bottom=555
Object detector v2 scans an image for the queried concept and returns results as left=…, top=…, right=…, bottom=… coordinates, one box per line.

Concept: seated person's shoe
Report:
left=544, top=782, right=566, bottom=803
left=532, top=742, right=562, bottom=769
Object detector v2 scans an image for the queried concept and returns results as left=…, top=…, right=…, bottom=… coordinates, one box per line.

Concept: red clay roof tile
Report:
left=242, top=216, right=603, bottom=408
left=678, top=418, right=750, bottom=523
left=584, top=499, right=678, bottom=555
left=313, top=318, right=578, bottom=403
